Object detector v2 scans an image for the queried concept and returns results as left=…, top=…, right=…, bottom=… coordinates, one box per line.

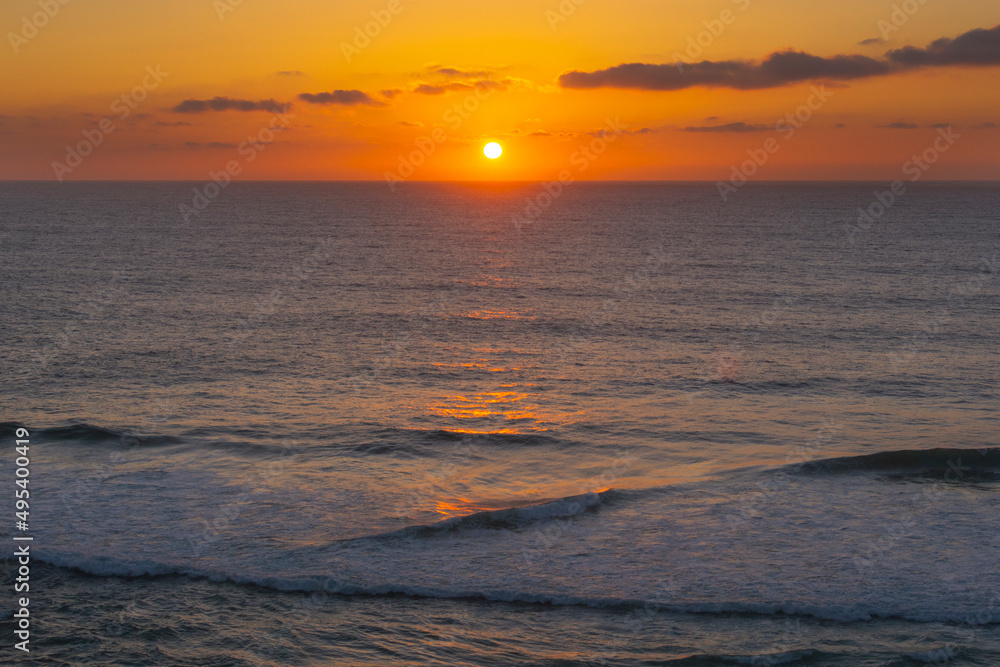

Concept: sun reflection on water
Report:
left=426, top=389, right=559, bottom=434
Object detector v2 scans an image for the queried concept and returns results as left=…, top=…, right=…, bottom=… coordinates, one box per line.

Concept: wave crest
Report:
left=793, top=446, right=999, bottom=475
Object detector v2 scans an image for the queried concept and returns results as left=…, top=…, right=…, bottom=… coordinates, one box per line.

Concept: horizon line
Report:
left=2, top=179, right=999, bottom=184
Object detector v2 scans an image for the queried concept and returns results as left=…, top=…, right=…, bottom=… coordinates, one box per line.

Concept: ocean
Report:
left=1, top=181, right=998, bottom=665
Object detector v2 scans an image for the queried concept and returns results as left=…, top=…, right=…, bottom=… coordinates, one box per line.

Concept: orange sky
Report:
left=1, top=0, right=998, bottom=180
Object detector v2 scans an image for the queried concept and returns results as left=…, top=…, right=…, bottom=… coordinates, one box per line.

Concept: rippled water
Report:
left=1, top=182, right=998, bottom=665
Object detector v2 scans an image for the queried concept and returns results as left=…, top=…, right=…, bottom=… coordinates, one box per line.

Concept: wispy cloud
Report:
left=412, top=80, right=508, bottom=95
left=184, top=141, right=239, bottom=149
left=680, top=122, right=771, bottom=132
left=430, top=65, right=493, bottom=78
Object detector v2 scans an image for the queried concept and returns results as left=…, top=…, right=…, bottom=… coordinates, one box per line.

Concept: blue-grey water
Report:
left=1, top=181, right=999, bottom=665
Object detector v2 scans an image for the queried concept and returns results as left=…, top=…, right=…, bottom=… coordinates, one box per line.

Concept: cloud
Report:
left=172, top=97, right=289, bottom=113
left=298, top=90, right=384, bottom=106
left=184, top=141, right=238, bottom=149
left=680, top=122, right=770, bottom=133
left=276, top=70, right=304, bottom=76
left=412, top=83, right=450, bottom=95
left=380, top=88, right=403, bottom=98
left=886, top=25, right=1000, bottom=66
left=397, top=120, right=423, bottom=127
left=431, top=66, right=492, bottom=78
left=878, top=121, right=919, bottom=129
left=412, top=80, right=508, bottom=95
left=976, top=121, right=997, bottom=129
left=559, top=52, right=891, bottom=91
left=154, top=121, right=193, bottom=127
left=929, top=122, right=952, bottom=128
left=858, top=37, right=885, bottom=46
left=559, top=25, right=1000, bottom=92
left=525, top=129, right=580, bottom=138
left=583, top=126, right=660, bottom=137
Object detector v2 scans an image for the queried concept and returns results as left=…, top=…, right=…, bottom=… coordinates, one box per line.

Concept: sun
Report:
left=484, top=142, right=502, bottom=159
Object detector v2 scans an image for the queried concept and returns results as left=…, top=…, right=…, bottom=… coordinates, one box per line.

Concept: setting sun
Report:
left=484, top=142, right=503, bottom=159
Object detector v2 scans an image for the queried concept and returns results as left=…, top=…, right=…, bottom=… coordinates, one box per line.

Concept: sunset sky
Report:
left=2, top=0, right=999, bottom=180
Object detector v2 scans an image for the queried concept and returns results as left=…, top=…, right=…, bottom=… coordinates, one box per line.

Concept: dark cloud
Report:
left=380, top=88, right=403, bottom=98
left=886, top=25, right=1000, bottom=67
left=680, top=122, right=770, bottom=133
left=835, top=123, right=847, bottom=128
left=559, top=25, right=1000, bottom=92
left=976, top=121, right=997, bottom=129
left=858, top=37, right=885, bottom=46
left=929, top=122, right=952, bottom=128
left=276, top=70, right=304, bottom=76
left=397, top=120, right=423, bottom=127
left=879, top=121, right=919, bottom=129
left=154, top=121, right=193, bottom=127
left=172, top=97, right=289, bottom=113
left=560, top=51, right=890, bottom=91
left=298, top=90, right=384, bottom=106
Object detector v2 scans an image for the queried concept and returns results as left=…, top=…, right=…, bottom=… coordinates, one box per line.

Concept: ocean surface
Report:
left=1, top=181, right=998, bottom=666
